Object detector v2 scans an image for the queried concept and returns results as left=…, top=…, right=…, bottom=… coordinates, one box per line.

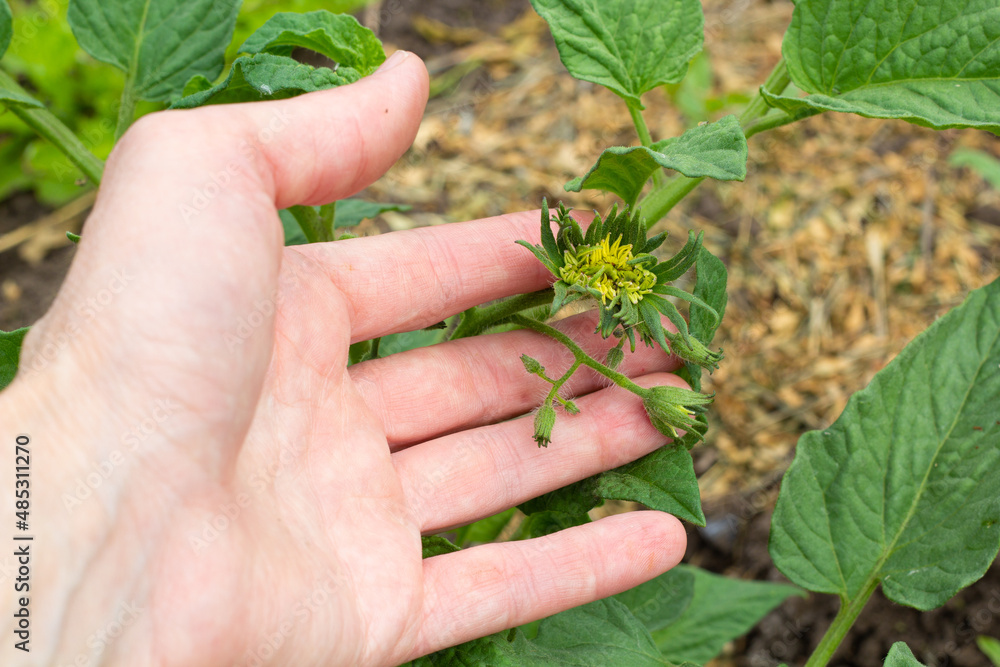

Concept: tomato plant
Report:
left=1, top=1, right=999, bottom=666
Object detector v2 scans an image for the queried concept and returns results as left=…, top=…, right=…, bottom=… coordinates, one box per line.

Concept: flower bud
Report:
left=562, top=400, right=580, bottom=415
left=521, top=354, right=545, bottom=376
left=533, top=404, right=557, bottom=447
left=666, top=332, right=723, bottom=371
left=605, top=346, right=625, bottom=370
left=642, top=385, right=713, bottom=440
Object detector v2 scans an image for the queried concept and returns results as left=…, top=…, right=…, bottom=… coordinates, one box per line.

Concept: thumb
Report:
left=18, top=51, right=429, bottom=458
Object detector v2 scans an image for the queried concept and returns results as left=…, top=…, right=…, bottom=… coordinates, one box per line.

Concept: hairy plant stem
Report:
left=114, top=84, right=137, bottom=142
left=804, top=578, right=879, bottom=667
left=543, top=359, right=582, bottom=407
left=0, top=69, right=104, bottom=186
left=288, top=205, right=335, bottom=244
left=510, top=315, right=650, bottom=399
left=627, top=101, right=664, bottom=189
left=451, top=289, right=555, bottom=340
left=639, top=57, right=795, bottom=226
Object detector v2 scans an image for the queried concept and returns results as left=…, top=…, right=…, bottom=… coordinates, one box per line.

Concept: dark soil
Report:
left=690, top=495, right=1000, bottom=666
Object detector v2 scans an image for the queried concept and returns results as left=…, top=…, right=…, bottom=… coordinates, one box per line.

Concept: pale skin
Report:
left=0, top=51, right=688, bottom=666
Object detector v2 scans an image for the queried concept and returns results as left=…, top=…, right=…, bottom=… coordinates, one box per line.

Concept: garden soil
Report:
left=2, top=0, right=999, bottom=665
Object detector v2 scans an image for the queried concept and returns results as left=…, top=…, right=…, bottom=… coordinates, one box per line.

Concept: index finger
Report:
left=293, top=209, right=591, bottom=342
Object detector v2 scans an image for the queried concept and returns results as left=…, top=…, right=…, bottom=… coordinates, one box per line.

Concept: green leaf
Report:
left=977, top=636, right=1000, bottom=667
left=515, top=510, right=590, bottom=539
left=613, top=567, right=695, bottom=633
left=0, top=327, right=28, bottom=392
left=690, top=248, right=727, bottom=345
left=529, top=0, right=703, bottom=107
left=455, top=508, right=517, bottom=547
left=769, top=0, right=1000, bottom=132
left=415, top=598, right=676, bottom=666
left=67, top=0, right=241, bottom=102
left=951, top=148, right=1000, bottom=191
left=652, top=565, right=804, bottom=664
left=770, top=277, right=1000, bottom=611
left=884, top=642, right=927, bottom=667
left=171, top=53, right=360, bottom=109
left=239, top=10, right=384, bottom=76
left=593, top=444, right=705, bottom=526
left=421, top=535, right=461, bottom=559
left=334, top=199, right=410, bottom=228
left=0, top=0, right=11, bottom=58
left=280, top=209, right=308, bottom=246
left=566, top=116, right=748, bottom=206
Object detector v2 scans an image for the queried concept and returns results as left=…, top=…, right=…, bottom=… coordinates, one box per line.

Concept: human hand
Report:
left=0, top=51, right=687, bottom=666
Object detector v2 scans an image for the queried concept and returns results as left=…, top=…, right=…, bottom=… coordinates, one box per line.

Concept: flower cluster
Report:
left=517, top=201, right=723, bottom=370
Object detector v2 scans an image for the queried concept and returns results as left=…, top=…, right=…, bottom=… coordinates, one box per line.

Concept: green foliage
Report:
left=239, top=10, right=385, bottom=75
left=613, top=567, right=695, bottom=633
left=950, top=148, right=1000, bottom=191
left=454, top=508, right=517, bottom=547
left=648, top=566, right=803, bottom=664
left=771, top=277, right=1000, bottom=610
left=768, top=0, right=1000, bottom=132
left=68, top=0, right=241, bottom=103
left=566, top=115, right=748, bottom=206
left=421, top=535, right=461, bottom=559
left=170, top=52, right=360, bottom=108
left=414, top=598, right=678, bottom=666
left=977, top=636, right=1000, bottom=667
left=884, top=642, right=927, bottom=667
left=529, top=0, right=703, bottom=107
left=0, top=0, right=11, bottom=58
left=0, top=327, right=28, bottom=391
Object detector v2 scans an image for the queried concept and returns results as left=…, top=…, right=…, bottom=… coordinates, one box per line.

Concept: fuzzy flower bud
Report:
left=521, top=354, right=546, bottom=376
left=605, top=346, right=625, bottom=370
left=533, top=404, right=557, bottom=447
left=642, top=385, right=714, bottom=440
left=666, top=332, right=723, bottom=371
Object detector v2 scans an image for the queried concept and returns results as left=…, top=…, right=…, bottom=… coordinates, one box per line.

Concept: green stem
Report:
left=114, top=85, right=137, bottom=141
left=545, top=359, right=582, bottom=405
left=510, top=315, right=649, bottom=398
left=804, top=579, right=879, bottom=667
left=627, top=101, right=664, bottom=190
left=451, top=289, right=555, bottom=340
left=0, top=69, right=104, bottom=186
left=288, top=205, right=335, bottom=244
left=638, top=57, right=793, bottom=226
left=639, top=176, right=704, bottom=228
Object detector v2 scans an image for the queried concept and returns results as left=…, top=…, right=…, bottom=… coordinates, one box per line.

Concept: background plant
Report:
left=0, top=1, right=999, bottom=666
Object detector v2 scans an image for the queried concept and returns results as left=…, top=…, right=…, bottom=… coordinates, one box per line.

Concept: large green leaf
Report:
left=884, top=642, right=927, bottom=667
left=414, top=598, right=676, bottom=666
left=768, top=0, right=1000, bottom=132
left=566, top=116, right=748, bottom=206
left=170, top=53, right=360, bottom=109
left=67, top=0, right=241, bottom=102
left=613, top=567, right=695, bottom=634
left=239, top=10, right=384, bottom=76
left=651, top=565, right=804, bottom=664
left=529, top=0, right=703, bottom=107
left=0, top=327, right=28, bottom=392
left=521, top=445, right=705, bottom=526
left=770, top=277, right=1000, bottom=611
left=593, top=445, right=705, bottom=526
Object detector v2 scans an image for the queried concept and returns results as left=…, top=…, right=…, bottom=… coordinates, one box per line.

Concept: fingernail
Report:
left=379, top=50, right=409, bottom=72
